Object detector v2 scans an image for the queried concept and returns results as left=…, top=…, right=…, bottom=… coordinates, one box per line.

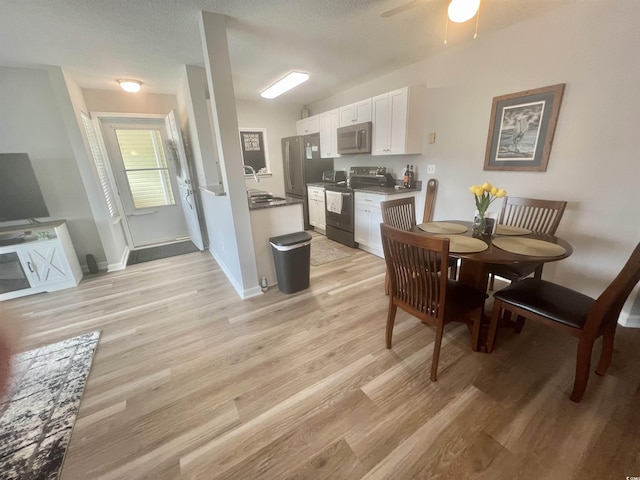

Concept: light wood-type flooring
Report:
left=3, top=241, right=640, bottom=479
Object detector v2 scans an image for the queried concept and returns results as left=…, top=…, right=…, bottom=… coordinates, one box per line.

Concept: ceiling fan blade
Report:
left=380, top=0, right=417, bottom=18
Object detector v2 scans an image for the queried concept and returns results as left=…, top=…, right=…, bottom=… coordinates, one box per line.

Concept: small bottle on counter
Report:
left=409, top=165, right=415, bottom=189
left=403, top=164, right=410, bottom=188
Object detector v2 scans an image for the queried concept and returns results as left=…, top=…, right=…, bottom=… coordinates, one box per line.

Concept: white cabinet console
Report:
left=0, top=220, right=83, bottom=301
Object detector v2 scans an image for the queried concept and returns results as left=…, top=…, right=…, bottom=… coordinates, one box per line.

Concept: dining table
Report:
left=412, top=220, right=573, bottom=350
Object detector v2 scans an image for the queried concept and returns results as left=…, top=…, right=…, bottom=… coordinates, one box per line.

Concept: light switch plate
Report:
left=428, top=132, right=436, bottom=144
left=426, top=164, right=436, bottom=174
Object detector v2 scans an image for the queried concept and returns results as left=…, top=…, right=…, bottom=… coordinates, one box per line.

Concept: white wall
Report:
left=310, top=1, right=640, bottom=325
left=236, top=99, right=300, bottom=196
left=0, top=66, right=103, bottom=270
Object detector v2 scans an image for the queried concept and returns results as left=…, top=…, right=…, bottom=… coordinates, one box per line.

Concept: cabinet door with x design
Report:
left=17, top=241, right=74, bottom=287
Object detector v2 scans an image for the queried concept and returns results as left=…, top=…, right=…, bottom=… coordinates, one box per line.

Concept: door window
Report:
left=114, top=129, right=176, bottom=209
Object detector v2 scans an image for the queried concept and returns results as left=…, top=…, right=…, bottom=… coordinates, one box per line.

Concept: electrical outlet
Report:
left=426, top=164, right=436, bottom=174
left=428, top=132, right=436, bottom=144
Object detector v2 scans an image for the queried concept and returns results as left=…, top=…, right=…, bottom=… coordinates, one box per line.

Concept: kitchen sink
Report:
left=250, top=196, right=286, bottom=204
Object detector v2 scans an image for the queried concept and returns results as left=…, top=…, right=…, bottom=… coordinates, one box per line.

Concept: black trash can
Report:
left=269, top=231, right=312, bottom=294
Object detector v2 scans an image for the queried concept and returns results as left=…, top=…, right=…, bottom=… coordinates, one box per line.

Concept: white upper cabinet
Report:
left=338, top=98, right=372, bottom=127
left=318, top=109, right=340, bottom=158
left=372, top=85, right=426, bottom=156
left=296, top=114, right=320, bottom=135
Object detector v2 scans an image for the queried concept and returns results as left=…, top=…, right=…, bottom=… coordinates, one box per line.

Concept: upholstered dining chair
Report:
left=380, top=224, right=487, bottom=381
left=487, top=241, right=640, bottom=402
left=488, top=196, right=568, bottom=291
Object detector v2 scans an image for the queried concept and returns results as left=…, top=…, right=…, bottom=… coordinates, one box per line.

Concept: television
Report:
left=0, top=153, right=50, bottom=223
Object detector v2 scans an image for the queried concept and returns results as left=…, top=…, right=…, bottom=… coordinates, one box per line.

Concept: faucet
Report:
left=243, top=165, right=260, bottom=183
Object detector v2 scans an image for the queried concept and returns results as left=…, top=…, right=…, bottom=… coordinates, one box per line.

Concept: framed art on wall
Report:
left=239, top=128, right=270, bottom=174
left=484, top=83, right=565, bottom=172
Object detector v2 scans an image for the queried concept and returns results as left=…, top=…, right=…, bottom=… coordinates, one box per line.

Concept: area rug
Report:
left=310, top=237, right=353, bottom=266
left=127, top=240, right=199, bottom=265
left=0, top=331, right=101, bottom=480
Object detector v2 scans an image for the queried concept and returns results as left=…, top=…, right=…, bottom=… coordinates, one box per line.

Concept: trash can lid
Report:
left=269, top=231, right=312, bottom=247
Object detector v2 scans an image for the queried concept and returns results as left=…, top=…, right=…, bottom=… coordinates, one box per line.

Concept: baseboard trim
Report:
left=619, top=313, right=640, bottom=328
left=108, top=246, right=129, bottom=272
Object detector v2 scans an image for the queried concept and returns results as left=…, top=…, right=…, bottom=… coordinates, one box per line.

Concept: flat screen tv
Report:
left=0, top=153, right=50, bottom=222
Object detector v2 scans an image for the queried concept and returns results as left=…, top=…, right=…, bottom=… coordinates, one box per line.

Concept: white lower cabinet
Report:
left=307, top=185, right=327, bottom=233
left=355, top=191, right=418, bottom=257
left=0, top=221, right=83, bottom=301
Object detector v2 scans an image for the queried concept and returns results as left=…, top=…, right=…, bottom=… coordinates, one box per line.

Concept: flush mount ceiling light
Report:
left=260, top=71, right=309, bottom=99
left=117, top=79, right=142, bottom=93
left=448, top=0, right=480, bottom=23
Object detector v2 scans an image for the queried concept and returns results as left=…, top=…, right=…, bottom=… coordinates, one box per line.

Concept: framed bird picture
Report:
left=484, top=83, right=565, bottom=172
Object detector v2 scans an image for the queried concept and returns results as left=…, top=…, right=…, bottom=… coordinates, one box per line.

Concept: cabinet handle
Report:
left=27, top=261, right=35, bottom=273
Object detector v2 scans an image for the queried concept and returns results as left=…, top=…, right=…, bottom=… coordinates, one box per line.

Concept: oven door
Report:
left=325, top=189, right=354, bottom=232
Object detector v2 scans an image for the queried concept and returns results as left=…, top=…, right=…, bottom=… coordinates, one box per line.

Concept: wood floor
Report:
left=3, top=242, right=639, bottom=479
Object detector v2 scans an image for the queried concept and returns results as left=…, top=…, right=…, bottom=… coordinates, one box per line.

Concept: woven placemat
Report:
left=492, top=237, right=566, bottom=257
left=417, top=222, right=468, bottom=234
left=446, top=235, right=488, bottom=253
left=495, top=225, right=532, bottom=236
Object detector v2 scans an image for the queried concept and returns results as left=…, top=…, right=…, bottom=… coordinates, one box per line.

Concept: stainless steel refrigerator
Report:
left=282, top=133, right=334, bottom=229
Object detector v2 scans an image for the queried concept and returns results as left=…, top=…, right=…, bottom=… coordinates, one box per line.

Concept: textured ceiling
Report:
left=0, top=0, right=572, bottom=105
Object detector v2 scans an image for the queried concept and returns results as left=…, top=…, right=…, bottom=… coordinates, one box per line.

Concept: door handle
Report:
left=285, top=141, right=293, bottom=190
left=27, top=261, right=34, bottom=273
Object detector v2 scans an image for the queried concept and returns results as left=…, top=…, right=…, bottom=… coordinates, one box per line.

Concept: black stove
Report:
left=325, top=167, right=395, bottom=248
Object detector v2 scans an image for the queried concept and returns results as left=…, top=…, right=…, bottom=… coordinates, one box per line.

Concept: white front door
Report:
left=164, top=110, right=204, bottom=250
left=100, top=117, right=189, bottom=248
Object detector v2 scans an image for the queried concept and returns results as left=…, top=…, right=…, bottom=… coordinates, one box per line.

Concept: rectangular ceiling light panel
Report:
left=260, top=71, right=309, bottom=99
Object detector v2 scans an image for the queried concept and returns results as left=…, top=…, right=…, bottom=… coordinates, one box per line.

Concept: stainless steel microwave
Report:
left=337, top=121, right=372, bottom=155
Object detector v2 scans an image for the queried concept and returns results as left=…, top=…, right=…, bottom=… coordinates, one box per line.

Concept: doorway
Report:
left=100, top=117, right=189, bottom=248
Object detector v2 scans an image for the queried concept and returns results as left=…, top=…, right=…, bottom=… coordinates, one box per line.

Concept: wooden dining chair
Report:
left=422, top=178, right=438, bottom=224
left=488, top=196, right=568, bottom=291
left=487, top=241, right=640, bottom=402
left=380, top=197, right=456, bottom=295
left=422, top=179, right=459, bottom=279
left=380, top=224, right=487, bottom=380
left=381, top=196, right=417, bottom=231
left=381, top=197, right=418, bottom=295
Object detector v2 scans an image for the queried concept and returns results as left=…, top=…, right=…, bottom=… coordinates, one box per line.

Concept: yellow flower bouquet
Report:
left=469, top=182, right=506, bottom=235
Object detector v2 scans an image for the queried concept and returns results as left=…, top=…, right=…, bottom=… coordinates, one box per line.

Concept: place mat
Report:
left=492, top=237, right=566, bottom=257
left=495, top=224, right=532, bottom=236
left=446, top=235, right=488, bottom=253
left=417, top=222, right=468, bottom=234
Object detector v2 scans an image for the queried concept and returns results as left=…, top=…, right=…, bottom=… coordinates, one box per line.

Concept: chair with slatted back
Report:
left=381, top=196, right=417, bottom=231
left=381, top=197, right=417, bottom=295
left=488, top=241, right=640, bottom=402
left=488, top=196, right=567, bottom=292
left=381, top=224, right=487, bottom=380
left=421, top=178, right=458, bottom=279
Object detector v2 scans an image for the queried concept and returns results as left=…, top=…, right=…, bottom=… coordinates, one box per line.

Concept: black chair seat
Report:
left=446, top=280, right=488, bottom=318
left=493, top=278, right=595, bottom=329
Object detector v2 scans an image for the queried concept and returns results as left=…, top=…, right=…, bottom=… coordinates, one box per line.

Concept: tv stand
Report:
left=0, top=236, right=25, bottom=247
left=0, top=220, right=83, bottom=301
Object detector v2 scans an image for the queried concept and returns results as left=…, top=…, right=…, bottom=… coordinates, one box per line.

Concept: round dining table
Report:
left=413, top=220, right=573, bottom=292
left=412, top=220, right=573, bottom=352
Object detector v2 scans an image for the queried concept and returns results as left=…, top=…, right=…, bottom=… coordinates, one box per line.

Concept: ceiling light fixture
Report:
left=117, top=79, right=142, bottom=93
left=444, top=0, right=481, bottom=44
left=260, top=71, right=309, bottom=99
left=448, top=0, right=480, bottom=23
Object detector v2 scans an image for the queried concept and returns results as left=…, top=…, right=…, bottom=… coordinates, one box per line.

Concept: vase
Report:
left=472, top=211, right=487, bottom=237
